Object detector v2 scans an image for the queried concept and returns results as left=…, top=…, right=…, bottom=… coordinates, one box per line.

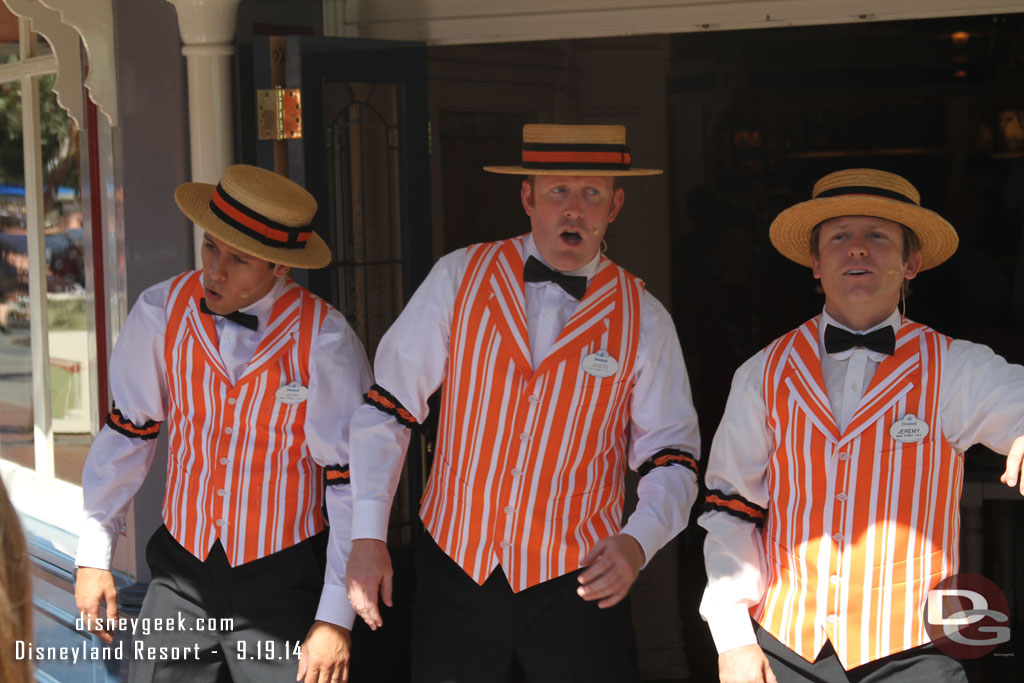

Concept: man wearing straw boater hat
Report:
left=74, top=165, right=371, bottom=682
left=700, top=168, right=1024, bottom=682
left=345, top=124, right=701, bottom=681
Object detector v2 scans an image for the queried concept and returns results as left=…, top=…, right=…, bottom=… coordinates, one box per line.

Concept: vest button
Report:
left=832, top=533, right=843, bottom=542
left=216, top=519, right=227, bottom=527
left=519, top=433, right=530, bottom=441
left=224, top=427, right=234, bottom=435
left=827, top=614, right=837, bottom=624
left=836, top=493, right=847, bottom=502
left=838, top=452, right=850, bottom=461
left=217, top=489, right=226, bottom=497
left=830, top=575, right=841, bottom=585
left=227, top=397, right=237, bottom=405
left=510, top=468, right=522, bottom=477
left=500, top=541, right=511, bottom=549
left=528, top=395, right=540, bottom=404
left=219, top=457, right=229, bottom=465
left=504, top=506, right=514, bottom=514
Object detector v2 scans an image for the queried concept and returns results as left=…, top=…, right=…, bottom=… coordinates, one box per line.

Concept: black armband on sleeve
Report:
left=637, top=448, right=699, bottom=477
left=364, top=384, right=419, bottom=429
left=106, top=404, right=161, bottom=440
left=704, top=489, right=767, bottom=528
left=324, top=464, right=350, bottom=487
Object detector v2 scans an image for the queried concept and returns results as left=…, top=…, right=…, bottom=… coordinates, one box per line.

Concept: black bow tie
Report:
left=823, top=324, right=895, bottom=356
left=522, top=256, right=588, bottom=300
left=200, top=298, right=259, bottom=331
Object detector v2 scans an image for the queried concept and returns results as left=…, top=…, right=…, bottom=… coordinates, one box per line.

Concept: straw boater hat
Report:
left=175, top=164, right=331, bottom=269
left=769, top=168, right=958, bottom=271
left=484, top=124, right=662, bottom=176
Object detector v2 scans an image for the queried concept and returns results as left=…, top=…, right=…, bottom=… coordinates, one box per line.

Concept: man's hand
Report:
left=74, top=567, right=119, bottom=644
left=1000, top=434, right=1024, bottom=495
left=718, top=644, right=777, bottom=683
left=576, top=534, right=645, bottom=608
left=297, top=621, right=351, bottom=683
left=346, top=539, right=393, bottom=630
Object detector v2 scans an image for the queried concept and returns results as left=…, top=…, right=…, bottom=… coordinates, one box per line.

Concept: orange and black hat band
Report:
left=704, top=489, right=767, bottom=528
left=638, top=448, right=699, bottom=477
left=521, top=142, right=632, bottom=171
left=815, top=185, right=916, bottom=205
left=209, top=183, right=313, bottom=250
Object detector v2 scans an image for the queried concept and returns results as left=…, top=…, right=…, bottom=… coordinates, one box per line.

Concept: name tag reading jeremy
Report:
left=276, top=381, right=309, bottom=405
left=582, top=350, right=619, bottom=378
left=890, top=414, right=929, bottom=443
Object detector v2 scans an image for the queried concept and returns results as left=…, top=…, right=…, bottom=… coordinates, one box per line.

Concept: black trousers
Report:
left=411, top=531, right=639, bottom=683
left=128, top=525, right=325, bottom=683
left=755, top=620, right=968, bottom=683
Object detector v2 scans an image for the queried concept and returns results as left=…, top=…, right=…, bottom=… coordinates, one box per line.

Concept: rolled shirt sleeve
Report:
left=304, top=312, right=374, bottom=628
left=349, top=250, right=467, bottom=541
left=620, top=292, right=701, bottom=564
left=698, top=351, right=773, bottom=655
left=76, top=280, right=171, bottom=570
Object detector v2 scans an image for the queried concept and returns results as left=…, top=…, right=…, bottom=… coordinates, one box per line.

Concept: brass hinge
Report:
left=257, top=87, right=303, bottom=141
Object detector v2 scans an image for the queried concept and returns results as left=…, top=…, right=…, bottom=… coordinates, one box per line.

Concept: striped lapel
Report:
left=784, top=317, right=840, bottom=442
left=838, top=322, right=922, bottom=447
left=535, top=258, right=619, bottom=378
left=238, top=280, right=303, bottom=383
left=183, top=294, right=231, bottom=385
left=484, top=240, right=533, bottom=377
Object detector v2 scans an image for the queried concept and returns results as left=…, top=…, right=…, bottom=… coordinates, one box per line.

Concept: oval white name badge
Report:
left=582, top=350, right=619, bottom=378
left=889, top=413, right=929, bottom=443
left=276, top=381, right=309, bottom=405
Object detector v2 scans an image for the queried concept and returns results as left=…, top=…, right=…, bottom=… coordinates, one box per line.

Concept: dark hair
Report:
left=809, top=220, right=921, bottom=262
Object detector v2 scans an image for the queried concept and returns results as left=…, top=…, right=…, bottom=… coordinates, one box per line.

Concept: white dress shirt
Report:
left=348, top=234, right=701, bottom=567
left=76, top=275, right=372, bottom=628
left=699, top=308, right=1024, bottom=654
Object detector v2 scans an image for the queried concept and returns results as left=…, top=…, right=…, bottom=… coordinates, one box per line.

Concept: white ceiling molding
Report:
left=327, top=0, right=1024, bottom=44
left=37, top=0, right=118, bottom=126
left=3, top=0, right=84, bottom=129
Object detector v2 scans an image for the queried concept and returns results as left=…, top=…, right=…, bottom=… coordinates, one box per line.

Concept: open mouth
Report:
left=844, top=268, right=870, bottom=276
left=205, top=287, right=222, bottom=301
left=560, top=229, right=583, bottom=246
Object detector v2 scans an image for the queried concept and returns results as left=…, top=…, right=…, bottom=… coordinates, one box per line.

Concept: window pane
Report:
left=38, top=73, right=87, bottom=485
left=0, top=79, right=34, bottom=471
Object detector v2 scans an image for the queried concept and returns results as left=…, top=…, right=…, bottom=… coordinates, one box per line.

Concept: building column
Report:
left=166, top=0, right=240, bottom=265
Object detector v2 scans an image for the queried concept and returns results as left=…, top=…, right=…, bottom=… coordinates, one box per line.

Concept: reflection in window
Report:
left=39, top=72, right=87, bottom=484
left=0, top=78, right=33, bottom=473
left=0, top=63, right=87, bottom=484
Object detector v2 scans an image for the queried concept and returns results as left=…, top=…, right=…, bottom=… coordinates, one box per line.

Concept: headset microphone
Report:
left=240, top=271, right=278, bottom=299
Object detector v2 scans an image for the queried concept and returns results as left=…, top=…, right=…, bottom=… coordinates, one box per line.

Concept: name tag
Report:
left=582, top=350, right=619, bottom=378
left=276, top=381, right=308, bottom=405
left=890, top=414, right=929, bottom=443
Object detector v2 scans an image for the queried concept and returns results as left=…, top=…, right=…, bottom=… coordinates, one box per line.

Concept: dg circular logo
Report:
left=924, top=573, right=1011, bottom=659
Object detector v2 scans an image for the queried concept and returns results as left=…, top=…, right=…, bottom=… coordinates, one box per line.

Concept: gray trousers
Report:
left=755, top=620, right=968, bottom=683
left=128, top=525, right=325, bottom=683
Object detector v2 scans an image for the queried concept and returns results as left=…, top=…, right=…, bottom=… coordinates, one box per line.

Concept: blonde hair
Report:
left=0, top=479, right=32, bottom=683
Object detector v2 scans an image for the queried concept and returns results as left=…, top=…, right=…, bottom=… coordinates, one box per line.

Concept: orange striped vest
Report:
left=755, top=317, right=962, bottom=669
left=419, top=237, right=644, bottom=591
left=161, top=271, right=329, bottom=566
